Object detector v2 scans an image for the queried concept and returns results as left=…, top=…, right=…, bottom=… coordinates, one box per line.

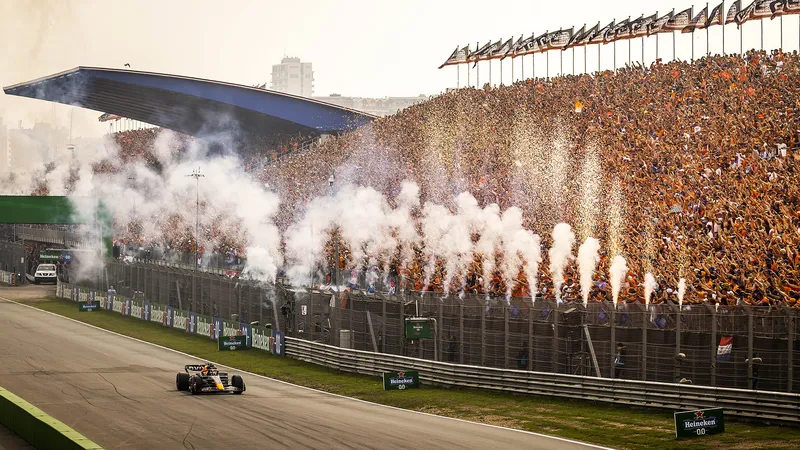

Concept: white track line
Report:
left=0, top=296, right=613, bottom=450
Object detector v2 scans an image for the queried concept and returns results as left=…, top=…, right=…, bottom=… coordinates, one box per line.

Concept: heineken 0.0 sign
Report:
left=405, top=318, right=431, bottom=339
left=218, top=335, right=248, bottom=351
left=78, top=300, right=98, bottom=312
left=383, top=370, right=420, bottom=390
left=674, top=408, right=725, bottom=438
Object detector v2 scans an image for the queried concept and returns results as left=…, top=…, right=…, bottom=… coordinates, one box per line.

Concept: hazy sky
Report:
left=1, top=0, right=796, bottom=137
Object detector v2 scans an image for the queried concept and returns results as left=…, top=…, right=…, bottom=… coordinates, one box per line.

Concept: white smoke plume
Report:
left=677, top=278, right=686, bottom=306
left=644, top=272, right=657, bottom=305
left=548, top=222, right=575, bottom=304
left=609, top=255, right=628, bottom=306
left=577, top=237, right=600, bottom=306
left=498, top=207, right=540, bottom=302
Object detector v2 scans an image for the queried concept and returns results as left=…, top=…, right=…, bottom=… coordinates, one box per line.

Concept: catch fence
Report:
left=2, top=243, right=798, bottom=394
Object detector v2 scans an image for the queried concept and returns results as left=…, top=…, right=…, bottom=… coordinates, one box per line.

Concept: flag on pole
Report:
left=726, top=0, right=743, bottom=23
left=532, top=30, right=551, bottom=52
left=608, top=17, right=633, bottom=41
left=683, top=6, right=709, bottom=32
left=632, top=13, right=658, bottom=37
left=575, top=22, right=601, bottom=46
left=497, top=37, right=515, bottom=59
left=471, top=41, right=494, bottom=66
left=438, top=45, right=471, bottom=68
left=706, top=2, right=725, bottom=26
left=735, top=0, right=759, bottom=24
left=508, top=35, right=525, bottom=58
left=563, top=24, right=586, bottom=50
left=665, top=7, right=694, bottom=30
left=717, top=336, right=733, bottom=361
left=752, top=0, right=776, bottom=19
left=589, top=20, right=616, bottom=44
left=649, top=10, right=675, bottom=34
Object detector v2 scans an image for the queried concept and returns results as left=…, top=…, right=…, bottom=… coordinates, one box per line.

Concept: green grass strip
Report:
left=22, top=298, right=800, bottom=450
left=0, top=385, right=102, bottom=449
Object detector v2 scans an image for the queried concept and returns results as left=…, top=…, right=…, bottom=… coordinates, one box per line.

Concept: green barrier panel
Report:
left=218, top=335, right=248, bottom=351
left=0, top=386, right=103, bottom=449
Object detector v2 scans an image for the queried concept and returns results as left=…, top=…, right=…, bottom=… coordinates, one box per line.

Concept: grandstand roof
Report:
left=3, top=67, right=376, bottom=138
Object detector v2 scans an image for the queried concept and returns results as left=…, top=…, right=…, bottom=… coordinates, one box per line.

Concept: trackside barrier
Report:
left=54, top=281, right=285, bottom=356
left=49, top=281, right=800, bottom=425
left=0, top=269, right=15, bottom=286
left=0, top=386, right=103, bottom=449
left=283, top=337, right=800, bottom=424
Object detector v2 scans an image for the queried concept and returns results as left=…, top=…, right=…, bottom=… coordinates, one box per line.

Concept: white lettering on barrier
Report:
left=252, top=329, right=270, bottom=351
left=173, top=314, right=187, bottom=331
left=131, top=303, right=142, bottom=319
left=151, top=308, right=164, bottom=323
left=223, top=324, right=240, bottom=337
left=112, top=299, right=124, bottom=314
left=196, top=320, right=211, bottom=337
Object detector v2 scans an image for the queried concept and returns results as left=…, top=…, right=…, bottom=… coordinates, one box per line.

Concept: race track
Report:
left=0, top=295, right=606, bottom=450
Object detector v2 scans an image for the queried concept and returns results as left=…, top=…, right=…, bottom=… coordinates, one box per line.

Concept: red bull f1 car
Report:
left=176, top=363, right=246, bottom=395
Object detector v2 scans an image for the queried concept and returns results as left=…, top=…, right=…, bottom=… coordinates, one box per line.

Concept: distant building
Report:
left=313, top=94, right=429, bottom=116
left=270, top=57, right=314, bottom=97
left=6, top=123, right=67, bottom=172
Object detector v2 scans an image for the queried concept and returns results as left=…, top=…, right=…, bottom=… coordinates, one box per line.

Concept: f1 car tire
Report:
left=176, top=373, right=190, bottom=391
left=189, top=375, right=202, bottom=395
left=231, top=375, right=245, bottom=394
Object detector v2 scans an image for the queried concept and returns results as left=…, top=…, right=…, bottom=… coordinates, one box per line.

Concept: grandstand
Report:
left=3, top=13, right=799, bottom=309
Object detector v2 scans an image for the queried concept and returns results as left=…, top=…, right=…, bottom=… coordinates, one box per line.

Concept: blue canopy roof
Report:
left=3, top=67, right=375, bottom=138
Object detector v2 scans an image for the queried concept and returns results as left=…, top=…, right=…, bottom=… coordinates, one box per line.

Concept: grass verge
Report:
left=21, top=298, right=800, bottom=450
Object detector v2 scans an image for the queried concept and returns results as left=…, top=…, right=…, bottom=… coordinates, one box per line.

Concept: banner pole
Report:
left=722, top=1, right=725, bottom=55
left=597, top=42, right=600, bottom=72
left=691, top=5, right=696, bottom=62
left=761, top=18, right=764, bottom=50
left=673, top=30, right=676, bottom=61
left=780, top=15, right=783, bottom=50
left=654, top=10, right=659, bottom=63
left=457, top=65, right=460, bottom=88
left=706, top=2, right=710, bottom=56
left=627, top=15, right=631, bottom=67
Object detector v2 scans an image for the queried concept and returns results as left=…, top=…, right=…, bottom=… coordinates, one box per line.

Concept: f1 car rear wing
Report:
left=185, top=364, right=206, bottom=373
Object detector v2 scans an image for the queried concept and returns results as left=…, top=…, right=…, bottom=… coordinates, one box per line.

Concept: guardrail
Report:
left=17, top=275, right=800, bottom=426
left=285, top=337, right=800, bottom=425
left=15, top=226, right=87, bottom=248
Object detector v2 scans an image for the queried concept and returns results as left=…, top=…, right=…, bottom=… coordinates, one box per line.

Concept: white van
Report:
left=34, top=264, right=58, bottom=284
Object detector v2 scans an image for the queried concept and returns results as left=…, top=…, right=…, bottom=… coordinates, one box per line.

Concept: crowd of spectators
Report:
left=56, top=49, right=800, bottom=306
left=253, top=49, right=800, bottom=307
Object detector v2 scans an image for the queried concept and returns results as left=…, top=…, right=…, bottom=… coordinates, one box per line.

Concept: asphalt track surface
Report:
left=0, top=294, right=609, bottom=450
